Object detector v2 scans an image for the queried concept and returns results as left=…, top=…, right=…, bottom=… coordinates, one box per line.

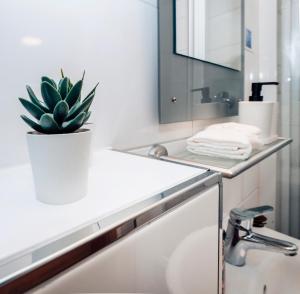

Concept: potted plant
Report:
left=19, top=70, right=99, bottom=205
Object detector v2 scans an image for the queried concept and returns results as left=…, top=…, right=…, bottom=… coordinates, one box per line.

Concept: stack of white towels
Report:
left=187, top=122, right=264, bottom=160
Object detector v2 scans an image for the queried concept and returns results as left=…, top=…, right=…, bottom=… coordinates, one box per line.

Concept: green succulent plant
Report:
left=19, top=70, right=99, bottom=134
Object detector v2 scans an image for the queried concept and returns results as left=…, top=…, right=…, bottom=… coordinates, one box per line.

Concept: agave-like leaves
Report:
left=65, top=80, right=82, bottom=108
left=41, top=76, right=57, bottom=89
left=19, top=98, right=45, bottom=120
left=83, top=82, right=99, bottom=102
left=19, top=71, right=98, bottom=134
left=26, top=85, right=49, bottom=113
left=40, top=114, right=60, bottom=133
left=66, top=92, right=94, bottom=121
left=53, top=100, right=69, bottom=125
left=62, top=112, right=85, bottom=133
left=68, top=81, right=73, bottom=92
left=58, top=77, right=70, bottom=99
left=83, top=111, right=91, bottom=124
left=21, top=115, right=44, bottom=133
left=41, top=82, right=62, bottom=111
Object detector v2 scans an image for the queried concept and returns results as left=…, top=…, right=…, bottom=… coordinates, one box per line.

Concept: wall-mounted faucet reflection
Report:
left=214, top=91, right=237, bottom=109
left=191, top=87, right=212, bottom=103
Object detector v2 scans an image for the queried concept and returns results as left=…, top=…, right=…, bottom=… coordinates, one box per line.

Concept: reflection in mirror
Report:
left=175, top=0, right=242, bottom=70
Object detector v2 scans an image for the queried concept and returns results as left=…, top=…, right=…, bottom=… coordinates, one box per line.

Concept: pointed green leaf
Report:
left=40, top=113, right=60, bottom=134
left=67, top=101, right=80, bottom=118
left=58, top=77, right=70, bottom=99
left=58, top=78, right=63, bottom=90
left=60, top=68, right=65, bottom=78
left=41, top=76, right=57, bottom=89
left=83, top=82, right=99, bottom=102
left=20, top=115, right=44, bottom=133
left=83, top=111, right=91, bottom=124
left=62, top=112, right=85, bottom=133
left=41, top=82, right=62, bottom=112
left=68, top=80, right=73, bottom=92
left=26, top=85, right=49, bottom=113
left=66, top=92, right=94, bottom=121
left=85, top=93, right=95, bottom=113
left=19, top=98, right=45, bottom=120
left=65, top=80, right=82, bottom=108
left=53, top=100, right=69, bottom=125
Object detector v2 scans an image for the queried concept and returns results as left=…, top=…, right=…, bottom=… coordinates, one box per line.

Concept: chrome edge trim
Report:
left=1, top=170, right=221, bottom=287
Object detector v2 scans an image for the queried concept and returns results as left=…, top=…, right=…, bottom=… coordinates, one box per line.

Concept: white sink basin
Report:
left=226, top=228, right=300, bottom=294
left=166, top=226, right=219, bottom=294
left=166, top=227, right=299, bottom=294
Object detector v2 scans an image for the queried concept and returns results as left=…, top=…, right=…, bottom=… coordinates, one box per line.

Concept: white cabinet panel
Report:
left=32, top=186, right=220, bottom=294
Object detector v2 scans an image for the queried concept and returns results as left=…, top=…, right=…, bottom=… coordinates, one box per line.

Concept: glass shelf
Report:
left=160, top=138, right=292, bottom=178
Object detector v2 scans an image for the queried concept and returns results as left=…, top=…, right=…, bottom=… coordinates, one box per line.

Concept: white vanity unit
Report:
left=0, top=150, right=222, bottom=294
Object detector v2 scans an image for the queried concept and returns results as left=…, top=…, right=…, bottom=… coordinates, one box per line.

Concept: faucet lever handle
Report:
left=230, top=205, right=273, bottom=222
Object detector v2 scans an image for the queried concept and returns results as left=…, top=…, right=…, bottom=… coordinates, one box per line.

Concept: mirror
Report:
left=158, top=0, right=244, bottom=124
left=174, top=0, right=242, bottom=70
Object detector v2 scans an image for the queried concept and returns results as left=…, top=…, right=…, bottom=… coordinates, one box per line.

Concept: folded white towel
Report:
left=206, top=122, right=261, bottom=135
left=206, top=122, right=264, bottom=149
left=186, top=122, right=264, bottom=160
left=187, top=145, right=252, bottom=160
left=187, top=128, right=251, bottom=149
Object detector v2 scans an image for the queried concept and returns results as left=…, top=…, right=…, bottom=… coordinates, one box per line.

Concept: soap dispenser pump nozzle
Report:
left=249, top=82, right=279, bottom=102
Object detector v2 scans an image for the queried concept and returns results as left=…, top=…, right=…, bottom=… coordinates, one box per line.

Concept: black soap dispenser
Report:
left=249, top=82, right=279, bottom=102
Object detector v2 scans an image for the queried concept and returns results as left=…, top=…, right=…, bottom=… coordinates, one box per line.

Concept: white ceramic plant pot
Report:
left=27, top=129, right=92, bottom=205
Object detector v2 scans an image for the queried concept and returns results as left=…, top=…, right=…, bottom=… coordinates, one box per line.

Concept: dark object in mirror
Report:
left=191, top=87, right=211, bottom=103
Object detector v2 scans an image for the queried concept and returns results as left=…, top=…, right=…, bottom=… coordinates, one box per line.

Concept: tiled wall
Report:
left=223, top=154, right=277, bottom=229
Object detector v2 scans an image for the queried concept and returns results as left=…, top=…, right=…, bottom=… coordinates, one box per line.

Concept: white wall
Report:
left=0, top=0, right=279, bottom=171
left=244, top=0, right=278, bottom=102
left=0, top=0, right=236, bottom=169
left=244, top=0, right=260, bottom=100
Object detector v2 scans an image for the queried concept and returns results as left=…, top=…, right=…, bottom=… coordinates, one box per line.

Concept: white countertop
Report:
left=0, top=150, right=207, bottom=266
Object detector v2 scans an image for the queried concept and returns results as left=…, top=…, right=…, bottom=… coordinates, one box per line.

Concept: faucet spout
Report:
left=224, top=206, right=299, bottom=266
left=243, top=231, right=298, bottom=256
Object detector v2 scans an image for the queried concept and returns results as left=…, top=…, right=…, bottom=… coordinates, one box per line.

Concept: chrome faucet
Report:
left=224, top=205, right=298, bottom=266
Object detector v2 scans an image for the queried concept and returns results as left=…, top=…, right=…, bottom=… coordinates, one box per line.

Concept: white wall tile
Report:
left=242, top=165, right=259, bottom=200
left=223, top=175, right=243, bottom=216
left=258, top=154, right=277, bottom=228
left=240, top=189, right=259, bottom=209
